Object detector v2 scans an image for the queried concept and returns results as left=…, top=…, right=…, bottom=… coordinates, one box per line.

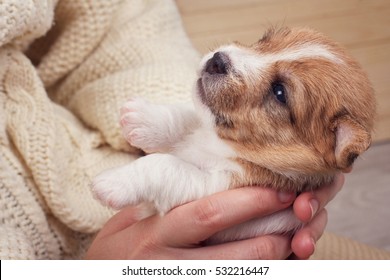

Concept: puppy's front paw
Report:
left=91, top=167, right=137, bottom=209
left=120, top=98, right=164, bottom=153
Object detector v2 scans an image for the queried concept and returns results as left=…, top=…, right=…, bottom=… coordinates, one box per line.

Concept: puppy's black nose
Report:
left=205, top=52, right=229, bottom=75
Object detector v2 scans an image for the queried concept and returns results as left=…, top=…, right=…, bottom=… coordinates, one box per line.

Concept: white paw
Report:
left=91, top=167, right=139, bottom=209
left=120, top=98, right=164, bottom=153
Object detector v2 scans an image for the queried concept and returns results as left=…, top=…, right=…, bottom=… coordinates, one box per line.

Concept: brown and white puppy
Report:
left=92, top=27, right=376, bottom=243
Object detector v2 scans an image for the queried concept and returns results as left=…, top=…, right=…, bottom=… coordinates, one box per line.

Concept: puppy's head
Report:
left=194, top=27, right=376, bottom=190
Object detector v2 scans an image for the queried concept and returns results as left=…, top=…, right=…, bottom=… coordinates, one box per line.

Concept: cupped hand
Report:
left=85, top=173, right=344, bottom=260
left=291, top=172, right=344, bottom=259
left=85, top=186, right=296, bottom=260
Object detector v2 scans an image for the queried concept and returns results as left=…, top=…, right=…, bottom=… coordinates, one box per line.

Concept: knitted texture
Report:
left=0, top=0, right=198, bottom=259
left=312, top=232, right=390, bottom=260
left=0, top=0, right=389, bottom=260
left=28, top=0, right=200, bottom=152
left=0, top=0, right=58, bottom=50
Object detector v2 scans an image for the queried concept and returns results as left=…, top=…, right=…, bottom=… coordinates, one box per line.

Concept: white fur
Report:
left=120, top=98, right=199, bottom=153
left=206, top=209, right=302, bottom=245
left=94, top=98, right=242, bottom=215
left=91, top=42, right=332, bottom=242
left=92, top=96, right=303, bottom=242
left=200, top=43, right=343, bottom=85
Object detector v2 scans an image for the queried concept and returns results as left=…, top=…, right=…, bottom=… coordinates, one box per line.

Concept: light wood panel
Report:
left=176, top=0, right=390, bottom=142
left=327, top=142, right=390, bottom=251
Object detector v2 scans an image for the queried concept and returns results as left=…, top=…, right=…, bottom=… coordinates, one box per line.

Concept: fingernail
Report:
left=309, top=199, right=319, bottom=219
left=278, top=191, right=296, bottom=203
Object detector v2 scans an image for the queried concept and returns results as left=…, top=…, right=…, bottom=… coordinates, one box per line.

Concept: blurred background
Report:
left=176, top=0, right=390, bottom=251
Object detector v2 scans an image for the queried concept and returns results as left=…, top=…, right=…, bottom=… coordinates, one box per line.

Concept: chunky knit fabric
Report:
left=0, top=0, right=198, bottom=259
left=0, top=0, right=389, bottom=260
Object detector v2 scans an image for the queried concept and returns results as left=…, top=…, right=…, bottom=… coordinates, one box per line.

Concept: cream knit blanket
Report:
left=0, top=0, right=198, bottom=259
left=1, top=0, right=389, bottom=260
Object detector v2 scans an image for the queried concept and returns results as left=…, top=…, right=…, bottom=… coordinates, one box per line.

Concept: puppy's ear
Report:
left=332, top=115, right=371, bottom=172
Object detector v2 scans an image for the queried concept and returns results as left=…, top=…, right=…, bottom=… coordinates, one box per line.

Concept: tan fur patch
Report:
left=198, top=27, right=376, bottom=192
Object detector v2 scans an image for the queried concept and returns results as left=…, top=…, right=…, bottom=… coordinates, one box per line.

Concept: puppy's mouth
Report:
left=197, top=51, right=231, bottom=106
left=197, top=78, right=207, bottom=104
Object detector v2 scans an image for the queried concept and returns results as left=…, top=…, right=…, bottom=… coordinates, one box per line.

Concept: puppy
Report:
left=92, top=27, right=376, bottom=244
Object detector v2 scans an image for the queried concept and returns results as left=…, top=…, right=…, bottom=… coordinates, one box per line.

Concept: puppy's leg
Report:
left=92, top=153, right=228, bottom=214
left=206, top=209, right=303, bottom=244
left=120, top=98, right=200, bottom=153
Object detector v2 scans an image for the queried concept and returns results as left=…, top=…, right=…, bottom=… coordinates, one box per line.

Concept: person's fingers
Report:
left=87, top=187, right=297, bottom=260
left=95, top=205, right=140, bottom=239
left=92, top=186, right=297, bottom=259
left=291, top=209, right=328, bottom=259
left=293, top=173, right=344, bottom=222
left=192, top=235, right=291, bottom=260
left=104, top=224, right=292, bottom=260
left=174, top=234, right=292, bottom=260
left=155, top=186, right=296, bottom=247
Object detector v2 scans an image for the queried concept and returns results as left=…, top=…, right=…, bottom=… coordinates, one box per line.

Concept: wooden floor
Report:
left=327, top=141, right=390, bottom=251
left=175, top=0, right=390, bottom=251
left=176, top=0, right=390, bottom=143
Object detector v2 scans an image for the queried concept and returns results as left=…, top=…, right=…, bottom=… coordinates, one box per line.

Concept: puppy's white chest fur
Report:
left=92, top=27, right=375, bottom=244
left=92, top=98, right=301, bottom=243
left=173, top=127, right=238, bottom=172
left=93, top=98, right=242, bottom=211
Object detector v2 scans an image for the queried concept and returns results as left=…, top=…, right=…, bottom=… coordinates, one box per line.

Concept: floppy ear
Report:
left=332, top=115, right=371, bottom=172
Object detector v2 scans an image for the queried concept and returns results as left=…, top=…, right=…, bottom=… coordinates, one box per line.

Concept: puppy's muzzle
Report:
left=205, top=52, right=231, bottom=75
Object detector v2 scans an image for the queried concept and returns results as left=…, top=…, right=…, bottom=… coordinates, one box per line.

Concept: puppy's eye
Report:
left=272, top=83, right=287, bottom=104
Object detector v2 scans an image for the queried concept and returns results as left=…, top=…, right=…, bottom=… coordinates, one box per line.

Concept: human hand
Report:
left=291, top=172, right=345, bottom=259
left=85, top=186, right=297, bottom=259
left=85, top=173, right=344, bottom=260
